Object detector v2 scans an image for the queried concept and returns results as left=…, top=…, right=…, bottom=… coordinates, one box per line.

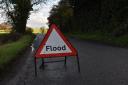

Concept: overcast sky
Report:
left=0, top=0, right=60, bottom=28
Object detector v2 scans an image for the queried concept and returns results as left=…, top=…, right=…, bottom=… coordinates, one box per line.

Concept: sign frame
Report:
left=34, top=24, right=80, bottom=76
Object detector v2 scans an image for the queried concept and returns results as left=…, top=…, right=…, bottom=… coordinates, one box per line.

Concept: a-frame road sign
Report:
left=34, top=24, right=80, bottom=76
left=35, top=24, right=77, bottom=58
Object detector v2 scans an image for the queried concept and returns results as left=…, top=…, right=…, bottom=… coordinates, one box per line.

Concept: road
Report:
left=1, top=37, right=128, bottom=85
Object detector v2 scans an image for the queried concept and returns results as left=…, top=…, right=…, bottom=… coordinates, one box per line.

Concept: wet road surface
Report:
left=1, top=37, right=128, bottom=85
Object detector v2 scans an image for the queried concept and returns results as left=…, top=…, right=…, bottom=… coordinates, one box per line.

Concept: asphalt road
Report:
left=1, top=37, right=128, bottom=85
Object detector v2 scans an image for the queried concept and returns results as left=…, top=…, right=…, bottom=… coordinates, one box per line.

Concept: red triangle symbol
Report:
left=35, top=24, right=77, bottom=58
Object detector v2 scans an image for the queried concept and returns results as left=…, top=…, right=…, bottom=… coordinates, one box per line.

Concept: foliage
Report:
left=0, top=33, right=21, bottom=44
left=26, top=27, right=33, bottom=34
left=49, top=0, right=128, bottom=37
left=40, top=27, right=45, bottom=34
left=48, top=0, right=73, bottom=32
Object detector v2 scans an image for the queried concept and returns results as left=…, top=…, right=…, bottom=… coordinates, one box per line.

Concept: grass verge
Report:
left=70, top=32, right=128, bottom=47
left=0, top=34, right=33, bottom=70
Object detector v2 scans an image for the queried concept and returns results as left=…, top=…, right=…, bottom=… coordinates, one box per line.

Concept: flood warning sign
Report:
left=35, top=24, right=77, bottom=58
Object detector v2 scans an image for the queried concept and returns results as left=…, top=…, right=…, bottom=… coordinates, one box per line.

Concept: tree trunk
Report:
left=14, top=11, right=29, bottom=34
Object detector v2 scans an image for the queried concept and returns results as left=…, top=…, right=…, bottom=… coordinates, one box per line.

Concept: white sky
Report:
left=0, top=0, right=60, bottom=28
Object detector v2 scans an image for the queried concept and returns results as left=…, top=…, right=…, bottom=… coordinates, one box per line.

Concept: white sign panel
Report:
left=40, top=29, right=71, bottom=54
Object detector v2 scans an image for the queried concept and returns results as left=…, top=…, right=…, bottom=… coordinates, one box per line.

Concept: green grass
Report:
left=70, top=32, right=128, bottom=47
left=0, top=35, right=33, bottom=70
left=0, top=33, right=9, bottom=37
left=0, top=32, right=10, bottom=34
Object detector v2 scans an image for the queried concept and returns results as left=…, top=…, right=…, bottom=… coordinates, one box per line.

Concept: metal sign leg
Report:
left=34, top=57, right=37, bottom=77
left=76, top=54, right=81, bottom=73
left=41, top=58, right=45, bottom=70
left=64, top=56, right=67, bottom=69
